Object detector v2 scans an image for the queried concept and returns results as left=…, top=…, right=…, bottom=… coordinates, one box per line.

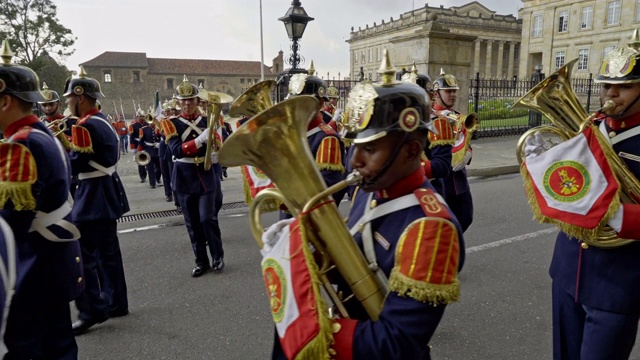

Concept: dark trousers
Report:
left=119, top=135, right=128, bottom=154
left=145, top=155, right=162, bottom=187
left=137, top=164, right=147, bottom=182
left=552, top=281, right=640, bottom=360
left=445, top=191, right=473, bottom=233
left=176, top=191, right=223, bottom=267
left=75, top=219, right=128, bottom=320
left=159, top=155, right=173, bottom=198
left=4, top=295, right=77, bottom=359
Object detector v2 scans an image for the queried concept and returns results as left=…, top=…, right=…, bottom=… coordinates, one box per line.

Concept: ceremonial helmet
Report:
left=401, top=63, right=433, bottom=95
left=175, top=75, right=199, bottom=99
left=327, top=82, right=339, bottom=99
left=38, top=82, right=60, bottom=104
left=344, top=48, right=432, bottom=144
left=287, top=60, right=329, bottom=101
left=0, top=39, right=44, bottom=103
left=63, top=66, right=105, bottom=99
left=596, top=29, right=640, bottom=84
left=136, top=108, right=145, bottom=117
left=432, top=68, right=459, bottom=91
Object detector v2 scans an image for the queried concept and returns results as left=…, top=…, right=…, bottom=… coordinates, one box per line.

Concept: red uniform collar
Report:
left=376, top=167, right=426, bottom=200
left=307, top=113, right=324, bottom=131
left=80, top=108, right=100, bottom=120
left=606, top=111, right=640, bottom=131
left=181, top=112, right=199, bottom=121
left=4, top=115, right=40, bottom=138
left=433, top=103, right=450, bottom=112
left=45, top=113, right=64, bottom=122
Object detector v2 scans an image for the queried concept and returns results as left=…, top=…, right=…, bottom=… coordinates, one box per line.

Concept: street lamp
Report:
left=278, top=0, right=314, bottom=71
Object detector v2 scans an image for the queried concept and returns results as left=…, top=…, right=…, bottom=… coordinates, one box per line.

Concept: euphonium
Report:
left=135, top=150, right=150, bottom=166
left=203, top=91, right=233, bottom=171
left=219, top=96, right=385, bottom=320
left=229, top=80, right=275, bottom=118
left=513, top=58, right=640, bottom=248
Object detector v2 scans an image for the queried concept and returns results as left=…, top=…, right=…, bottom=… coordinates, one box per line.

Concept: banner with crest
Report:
left=521, top=126, right=621, bottom=241
left=241, top=165, right=280, bottom=212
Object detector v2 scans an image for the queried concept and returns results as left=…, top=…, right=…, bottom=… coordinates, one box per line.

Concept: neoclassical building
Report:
left=347, top=1, right=522, bottom=113
left=519, top=0, right=640, bottom=80
left=80, top=51, right=284, bottom=113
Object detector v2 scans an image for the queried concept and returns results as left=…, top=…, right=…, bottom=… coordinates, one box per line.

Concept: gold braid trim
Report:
left=429, top=138, right=455, bottom=148
left=294, top=217, right=334, bottom=360
left=71, top=143, right=94, bottom=154
left=0, top=182, right=36, bottom=211
left=316, top=163, right=345, bottom=173
left=520, top=163, right=621, bottom=242
left=388, top=268, right=460, bottom=305
left=164, top=132, right=178, bottom=144
left=451, top=135, right=472, bottom=167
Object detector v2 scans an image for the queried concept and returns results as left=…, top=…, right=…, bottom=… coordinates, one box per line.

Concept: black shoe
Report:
left=108, top=308, right=129, bottom=318
left=140, top=179, right=146, bottom=183
left=220, top=177, right=224, bottom=181
left=72, top=315, right=109, bottom=336
left=223, top=169, right=228, bottom=178
left=191, top=264, right=210, bottom=277
left=150, top=185, right=156, bottom=189
left=212, top=258, right=225, bottom=272
left=166, top=195, right=173, bottom=202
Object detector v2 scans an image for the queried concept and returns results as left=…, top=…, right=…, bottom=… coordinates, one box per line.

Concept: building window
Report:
left=555, top=51, right=566, bottom=69
left=132, top=71, right=140, bottom=82
left=361, top=51, right=365, bottom=64
left=532, top=15, right=543, bottom=37
left=514, top=44, right=520, bottom=61
left=578, top=49, right=589, bottom=70
left=558, top=10, right=569, bottom=33
left=240, top=79, right=245, bottom=84
left=368, top=49, right=372, bottom=63
left=376, top=47, right=380, bottom=61
left=603, top=45, right=616, bottom=60
left=166, top=78, right=174, bottom=89
left=197, top=79, right=205, bottom=87
left=581, top=6, right=593, bottom=29
left=637, top=0, right=640, bottom=21
left=607, top=1, right=621, bottom=26
left=354, top=51, right=358, bottom=64
left=103, top=71, right=112, bottom=83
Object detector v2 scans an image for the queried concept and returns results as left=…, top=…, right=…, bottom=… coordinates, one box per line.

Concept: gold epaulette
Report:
left=71, top=125, right=94, bottom=153
left=315, top=136, right=345, bottom=173
left=0, top=142, right=37, bottom=210
left=428, top=117, right=455, bottom=148
left=389, top=217, right=460, bottom=305
left=160, top=119, right=178, bottom=143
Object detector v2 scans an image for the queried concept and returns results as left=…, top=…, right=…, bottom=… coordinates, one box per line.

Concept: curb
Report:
left=467, top=164, right=520, bottom=178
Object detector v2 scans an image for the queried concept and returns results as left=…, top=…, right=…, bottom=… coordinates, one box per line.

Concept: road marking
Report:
left=466, top=228, right=557, bottom=254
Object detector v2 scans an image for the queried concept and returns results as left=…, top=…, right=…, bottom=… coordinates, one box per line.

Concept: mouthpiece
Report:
left=601, top=100, right=616, bottom=112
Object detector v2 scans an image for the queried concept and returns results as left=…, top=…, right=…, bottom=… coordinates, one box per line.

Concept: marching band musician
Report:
left=432, top=69, right=474, bottom=232
left=159, top=101, right=175, bottom=203
left=282, top=73, right=346, bottom=217
left=129, top=109, right=148, bottom=183
left=0, top=40, right=83, bottom=358
left=402, top=65, right=453, bottom=197
left=160, top=77, right=225, bottom=277
left=526, top=32, right=640, bottom=360
left=271, top=50, right=464, bottom=360
left=64, top=67, right=131, bottom=335
left=137, top=109, right=162, bottom=189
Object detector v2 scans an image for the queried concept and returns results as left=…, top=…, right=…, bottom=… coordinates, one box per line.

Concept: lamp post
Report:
left=276, top=0, right=314, bottom=101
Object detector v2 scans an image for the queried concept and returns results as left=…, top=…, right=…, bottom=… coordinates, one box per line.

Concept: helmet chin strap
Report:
left=437, top=90, right=455, bottom=109
left=361, top=132, right=409, bottom=188
left=608, top=93, right=640, bottom=119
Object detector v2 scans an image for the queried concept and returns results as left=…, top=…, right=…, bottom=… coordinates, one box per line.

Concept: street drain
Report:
left=117, top=201, right=248, bottom=223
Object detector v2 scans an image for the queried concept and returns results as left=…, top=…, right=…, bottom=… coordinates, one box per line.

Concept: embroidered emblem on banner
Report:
left=262, top=258, right=287, bottom=323
left=543, top=161, right=591, bottom=202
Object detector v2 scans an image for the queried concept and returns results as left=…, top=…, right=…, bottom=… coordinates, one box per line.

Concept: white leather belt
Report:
left=144, top=141, right=156, bottom=146
left=28, top=201, right=80, bottom=242
left=78, top=160, right=116, bottom=180
left=174, top=157, right=204, bottom=164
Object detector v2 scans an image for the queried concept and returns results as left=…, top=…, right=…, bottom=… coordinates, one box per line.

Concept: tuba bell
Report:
left=203, top=91, right=234, bottom=171
left=513, top=58, right=640, bottom=248
left=135, top=150, right=150, bottom=166
left=219, top=96, right=385, bottom=320
left=229, top=80, right=276, bottom=118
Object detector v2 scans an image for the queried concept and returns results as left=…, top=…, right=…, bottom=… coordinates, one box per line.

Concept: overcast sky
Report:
left=56, top=0, right=522, bottom=81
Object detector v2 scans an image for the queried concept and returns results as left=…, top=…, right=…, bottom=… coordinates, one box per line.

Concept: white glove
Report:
left=524, top=133, right=546, bottom=160
left=439, top=110, right=454, bottom=118
left=452, top=150, right=472, bottom=172
left=132, top=148, right=137, bottom=154
left=210, top=151, right=219, bottom=164
left=194, top=128, right=210, bottom=148
left=608, top=205, right=624, bottom=233
left=154, top=143, right=160, bottom=149
left=332, top=109, right=344, bottom=122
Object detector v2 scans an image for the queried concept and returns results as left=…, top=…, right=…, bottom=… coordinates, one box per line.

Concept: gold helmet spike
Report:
left=377, top=48, right=397, bottom=86
left=1, top=39, right=14, bottom=65
left=411, top=62, right=418, bottom=74
left=79, top=66, right=88, bottom=78
left=42, top=82, right=49, bottom=91
left=629, top=28, right=640, bottom=50
left=439, top=68, right=446, bottom=75
left=308, top=60, right=315, bottom=76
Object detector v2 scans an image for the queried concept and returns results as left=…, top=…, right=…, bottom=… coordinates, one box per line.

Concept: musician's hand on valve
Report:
left=440, top=110, right=454, bottom=118
left=607, top=205, right=624, bottom=233
left=194, top=128, right=210, bottom=148
left=332, top=109, right=344, bottom=122
left=524, top=133, right=546, bottom=159
left=452, top=150, right=472, bottom=172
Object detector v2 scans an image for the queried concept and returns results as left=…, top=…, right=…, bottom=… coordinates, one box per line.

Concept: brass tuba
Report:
left=513, top=58, right=640, bottom=248
left=203, top=91, right=233, bottom=171
left=219, top=96, right=385, bottom=320
left=229, top=80, right=275, bottom=118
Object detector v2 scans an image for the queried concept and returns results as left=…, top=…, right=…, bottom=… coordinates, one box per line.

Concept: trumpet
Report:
left=46, top=117, right=70, bottom=137
left=203, top=91, right=233, bottom=171
left=440, top=112, right=480, bottom=139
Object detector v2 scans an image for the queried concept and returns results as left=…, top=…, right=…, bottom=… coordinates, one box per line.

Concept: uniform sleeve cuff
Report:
left=332, top=319, right=357, bottom=360
left=182, top=139, right=199, bottom=156
left=619, top=203, right=640, bottom=239
left=423, top=160, right=433, bottom=179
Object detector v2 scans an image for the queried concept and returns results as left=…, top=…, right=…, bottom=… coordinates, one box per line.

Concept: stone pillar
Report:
left=497, top=41, right=505, bottom=78
left=507, top=42, right=516, bottom=79
left=485, top=40, right=493, bottom=77
left=474, top=39, right=482, bottom=76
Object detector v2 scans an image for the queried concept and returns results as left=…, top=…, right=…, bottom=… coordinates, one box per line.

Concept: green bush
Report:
left=468, top=99, right=528, bottom=120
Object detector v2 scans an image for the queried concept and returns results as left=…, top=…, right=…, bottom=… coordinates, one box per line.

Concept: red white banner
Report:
left=260, top=218, right=332, bottom=359
left=241, top=165, right=280, bottom=212
left=522, top=126, right=621, bottom=237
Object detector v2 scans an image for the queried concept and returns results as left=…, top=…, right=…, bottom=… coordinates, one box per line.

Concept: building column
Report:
left=507, top=42, right=516, bottom=80
left=473, top=39, right=482, bottom=76
left=485, top=40, right=493, bottom=77
left=496, top=41, right=505, bottom=78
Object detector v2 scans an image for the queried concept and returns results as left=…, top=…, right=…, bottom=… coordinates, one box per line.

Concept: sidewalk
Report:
left=117, top=135, right=520, bottom=220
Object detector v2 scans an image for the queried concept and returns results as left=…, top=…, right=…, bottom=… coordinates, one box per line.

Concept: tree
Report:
left=0, top=0, right=76, bottom=68
left=33, top=51, right=72, bottom=97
